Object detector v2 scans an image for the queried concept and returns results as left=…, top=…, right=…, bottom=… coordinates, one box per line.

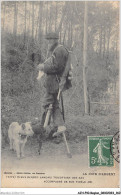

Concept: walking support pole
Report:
left=58, top=90, right=72, bottom=158
left=62, top=132, right=72, bottom=158
left=44, top=104, right=53, bottom=128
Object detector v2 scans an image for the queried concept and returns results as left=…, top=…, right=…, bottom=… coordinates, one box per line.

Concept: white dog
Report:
left=8, top=122, right=34, bottom=159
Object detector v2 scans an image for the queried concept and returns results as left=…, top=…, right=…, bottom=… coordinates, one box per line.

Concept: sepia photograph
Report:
left=1, top=1, right=120, bottom=188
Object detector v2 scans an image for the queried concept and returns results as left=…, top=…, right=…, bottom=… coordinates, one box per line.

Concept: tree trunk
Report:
left=83, top=1, right=90, bottom=115
left=107, top=27, right=111, bottom=57
left=99, top=25, right=102, bottom=56
left=13, top=2, right=18, bottom=38
left=38, top=1, right=43, bottom=41
left=49, top=2, right=52, bottom=32
left=68, top=22, right=72, bottom=48
left=70, top=20, right=73, bottom=47
left=103, top=27, right=106, bottom=58
left=115, top=37, right=118, bottom=59
left=1, top=3, right=6, bottom=57
left=63, top=28, right=67, bottom=45
left=32, top=2, right=34, bottom=39
left=24, top=1, right=27, bottom=41
left=2, top=2, right=6, bottom=32
left=28, top=3, right=31, bottom=36
left=57, top=2, right=67, bottom=32
left=55, top=2, right=57, bottom=31
left=46, top=2, right=48, bottom=34
left=60, top=24, right=62, bottom=43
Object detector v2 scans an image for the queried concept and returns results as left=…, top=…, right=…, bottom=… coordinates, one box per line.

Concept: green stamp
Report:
left=88, top=136, right=114, bottom=167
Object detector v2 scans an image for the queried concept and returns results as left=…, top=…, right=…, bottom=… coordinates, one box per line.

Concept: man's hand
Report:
left=37, top=63, right=44, bottom=71
left=68, top=70, right=73, bottom=80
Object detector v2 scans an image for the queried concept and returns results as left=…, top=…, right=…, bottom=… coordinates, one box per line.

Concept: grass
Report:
left=1, top=83, right=119, bottom=148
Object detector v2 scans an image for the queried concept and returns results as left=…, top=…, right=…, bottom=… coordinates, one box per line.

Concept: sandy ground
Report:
left=1, top=138, right=120, bottom=188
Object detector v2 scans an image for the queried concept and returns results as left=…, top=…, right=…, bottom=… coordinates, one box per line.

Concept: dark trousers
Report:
left=41, top=91, right=64, bottom=127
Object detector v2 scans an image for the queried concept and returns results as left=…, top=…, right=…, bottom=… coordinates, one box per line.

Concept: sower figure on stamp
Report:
left=37, top=32, right=72, bottom=137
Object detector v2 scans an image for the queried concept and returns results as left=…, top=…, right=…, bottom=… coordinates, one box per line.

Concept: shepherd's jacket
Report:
left=43, top=43, right=68, bottom=93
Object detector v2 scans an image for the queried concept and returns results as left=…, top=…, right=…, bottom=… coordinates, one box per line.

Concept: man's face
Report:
left=47, top=39, right=57, bottom=51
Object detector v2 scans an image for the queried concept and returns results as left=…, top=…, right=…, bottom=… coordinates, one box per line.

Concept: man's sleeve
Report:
left=43, top=47, right=68, bottom=74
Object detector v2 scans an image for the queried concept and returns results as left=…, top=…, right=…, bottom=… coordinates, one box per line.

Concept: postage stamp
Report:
left=88, top=136, right=114, bottom=167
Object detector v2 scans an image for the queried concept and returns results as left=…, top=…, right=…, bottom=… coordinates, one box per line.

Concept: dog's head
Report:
left=20, top=122, right=34, bottom=137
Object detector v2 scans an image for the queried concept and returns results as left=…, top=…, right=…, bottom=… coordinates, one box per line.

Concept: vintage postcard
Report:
left=1, top=1, right=120, bottom=189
